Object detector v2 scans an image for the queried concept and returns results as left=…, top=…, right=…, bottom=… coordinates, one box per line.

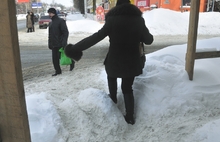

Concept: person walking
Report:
left=47, top=8, right=75, bottom=76
left=30, top=12, right=35, bottom=32
left=65, top=0, right=153, bottom=124
left=26, top=12, right=32, bottom=33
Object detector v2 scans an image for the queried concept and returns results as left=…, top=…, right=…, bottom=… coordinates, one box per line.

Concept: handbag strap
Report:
left=141, top=42, right=145, bottom=53
left=140, top=42, right=145, bottom=56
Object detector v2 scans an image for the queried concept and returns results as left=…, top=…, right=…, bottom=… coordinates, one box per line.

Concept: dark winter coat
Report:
left=48, top=15, right=69, bottom=49
left=30, top=13, right=34, bottom=25
left=69, top=4, right=153, bottom=78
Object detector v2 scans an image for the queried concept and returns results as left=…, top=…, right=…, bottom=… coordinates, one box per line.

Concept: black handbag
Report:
left=139, top=42, right=146, bottom=69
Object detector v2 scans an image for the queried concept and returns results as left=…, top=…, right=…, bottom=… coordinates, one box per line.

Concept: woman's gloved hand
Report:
left=64, top=44, right=83, bottom=61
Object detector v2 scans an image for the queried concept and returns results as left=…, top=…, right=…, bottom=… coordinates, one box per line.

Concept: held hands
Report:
left=64, top=44, right=83, bottom=61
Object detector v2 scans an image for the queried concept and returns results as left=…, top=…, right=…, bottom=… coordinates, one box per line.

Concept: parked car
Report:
left=58, top=14, right=66, bottom=21
left=38, top=15, right=51, bottom=29
left=34, top=14, right=39, bottom=22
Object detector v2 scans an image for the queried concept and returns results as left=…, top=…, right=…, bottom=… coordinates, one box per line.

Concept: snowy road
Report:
left=19, top=32, right=219, bottom=69
left=18, top=26, right=220, bottom=80
left=20, top=34, right=219, bottom=80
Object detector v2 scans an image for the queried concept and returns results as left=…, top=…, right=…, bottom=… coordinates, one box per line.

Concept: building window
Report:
left=183, top=0, right=191, bottom=6
left=164, top=0, right=170, bottom=4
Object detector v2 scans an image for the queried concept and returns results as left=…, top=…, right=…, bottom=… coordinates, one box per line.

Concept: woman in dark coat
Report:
left=65, top=0, right=153, bottom=124
left=30, top=12, right=35, bottom=32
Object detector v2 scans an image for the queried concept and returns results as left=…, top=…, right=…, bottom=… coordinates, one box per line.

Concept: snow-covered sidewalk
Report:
left=21, top=9, right=220, bottom=142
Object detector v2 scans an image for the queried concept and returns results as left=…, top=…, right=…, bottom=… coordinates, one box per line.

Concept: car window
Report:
left=40, top=16, right=50, bottom=19
left=58, top=14, right=65, bottom=17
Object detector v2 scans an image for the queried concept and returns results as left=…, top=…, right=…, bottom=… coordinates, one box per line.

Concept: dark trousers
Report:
left=52, top=47, right=61, bottom=74
left=107, top=76, right=135, bottom=95
left=32, top=25, right=35, bottom=32
left=27, top=28, right=32, bottom=32
left=52, top=47, right=75, bottom=73
left=108, top=76, right=135, bottom=121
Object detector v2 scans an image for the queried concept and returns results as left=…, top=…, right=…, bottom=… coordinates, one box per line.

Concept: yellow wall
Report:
left=130, top=0, right=135, bottom=4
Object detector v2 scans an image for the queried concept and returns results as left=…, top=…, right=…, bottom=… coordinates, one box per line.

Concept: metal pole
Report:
left=93, top=0, right=96, bottom=15
left=84, top=0, right=87, bottom=18
left=212, top=0, right=215, bottom=11
left=37, top=0, right=39, bottom=14
left=181, top=0, right=183, bottom=12
left=207, top=0, right=210, bottom=11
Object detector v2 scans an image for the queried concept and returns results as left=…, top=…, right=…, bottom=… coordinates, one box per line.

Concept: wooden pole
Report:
left=0, top=0, right=31, bottom=142
left=185, top=0, right=200, bottom=80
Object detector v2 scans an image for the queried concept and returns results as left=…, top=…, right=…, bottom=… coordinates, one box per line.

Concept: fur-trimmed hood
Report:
left=105, top=4, right=142, bottom=20
left=64, top=3, right=153, bottom=78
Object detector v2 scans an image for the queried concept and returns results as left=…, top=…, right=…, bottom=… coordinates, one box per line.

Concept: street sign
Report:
left=136, top=0, right=149, bottom=8
left=32, top=2, right=42, bottom=8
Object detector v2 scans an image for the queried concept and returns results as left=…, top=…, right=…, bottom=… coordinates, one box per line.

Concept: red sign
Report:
left=96, top=6, right=104, bottom=15
left=17, top=0, right=30, bottom=3
left=96, top=6, right=105, bottom=21
left=136, top=0, right=150, bottom=8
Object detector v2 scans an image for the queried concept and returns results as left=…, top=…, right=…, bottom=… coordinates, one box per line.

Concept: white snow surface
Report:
left=19, top=9, right=220, bottom=142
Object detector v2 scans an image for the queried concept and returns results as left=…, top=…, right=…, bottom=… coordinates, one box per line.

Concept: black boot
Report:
left=107, top=76, right=117, bottom=103
left=123, top=93, right=135, bottom=125
left=108, top=94, right=117, bottom=104
left=70, top=61, right=75, bottom=71
left=52, top=71, right=61, bottom=76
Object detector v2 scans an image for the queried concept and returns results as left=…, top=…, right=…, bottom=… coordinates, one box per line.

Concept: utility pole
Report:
left=185, top=0, right=200, bottom=80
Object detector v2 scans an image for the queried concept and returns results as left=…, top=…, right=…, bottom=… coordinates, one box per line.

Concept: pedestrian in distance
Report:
left=64, top=0, right=153, bottom=124
left=47, top=8, right=75, bottom=76
left=26, top=11, right=32, bottom=33
left=30, top=12, right=35, bottom=32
